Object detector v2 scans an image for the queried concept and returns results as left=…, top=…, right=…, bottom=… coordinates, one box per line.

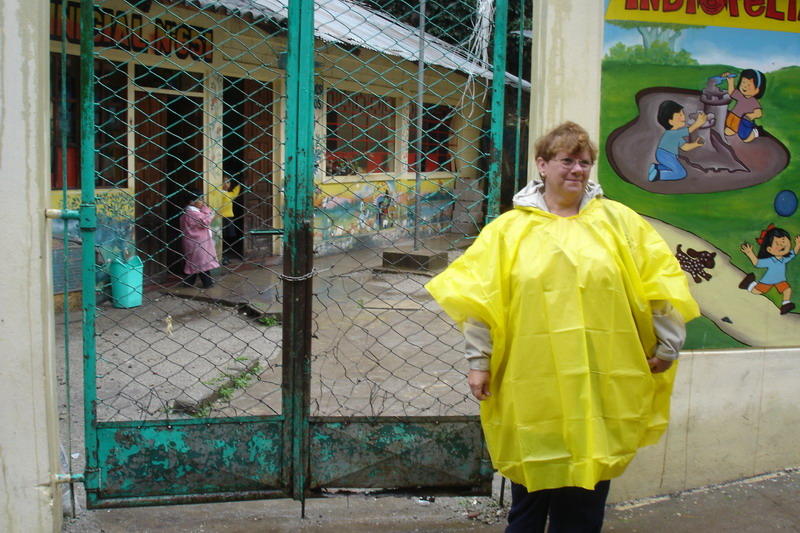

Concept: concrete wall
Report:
left=611, top=348, right=800, bottom=502
left=0, top=0, right=61, bottom=531
left=530, top=0, right=799, bottom=502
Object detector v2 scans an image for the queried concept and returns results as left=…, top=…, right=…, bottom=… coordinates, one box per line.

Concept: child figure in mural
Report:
left=721, top=69, right=766, bottom=143
left=647, top=101, right=707, bottom=182
left=357, top=200, right=370, bottom=230
left=375, top=188, right=392, bottom=229
left=739, top=224, right=800, bottom=315
left=180, top=192, right=219, bottom=289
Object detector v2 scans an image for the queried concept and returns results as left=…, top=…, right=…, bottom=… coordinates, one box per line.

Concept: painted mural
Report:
left=51, top=189, right=135, bottom=294
left=603, top=0, right=800, bottom=349
left=313, top=178, right=455, bottom=255
left=52, top=189, right=136, bottom=258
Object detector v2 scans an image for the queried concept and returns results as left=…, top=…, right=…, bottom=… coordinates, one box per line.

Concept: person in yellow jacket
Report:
left=425, top=122, right=699, bottom=532
left=208, top=179, right=241, bottom=265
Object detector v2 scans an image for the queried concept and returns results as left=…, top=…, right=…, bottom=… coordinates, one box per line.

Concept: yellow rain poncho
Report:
left=208, top=184, right=241, bottom=218
left=426, top=197, right=699, bottom=492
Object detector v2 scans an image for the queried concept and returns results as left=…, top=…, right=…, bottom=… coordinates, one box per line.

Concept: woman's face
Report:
left=537, top=149, right=593, bottom=201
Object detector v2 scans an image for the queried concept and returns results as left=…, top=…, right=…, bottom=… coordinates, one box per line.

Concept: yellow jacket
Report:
left=208, top=184, right=241, bottom=219
left=425, top=197, right=699, bottom=492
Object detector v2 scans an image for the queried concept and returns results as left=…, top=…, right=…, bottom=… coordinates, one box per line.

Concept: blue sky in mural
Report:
left=602, top=0, right=800, bottom=73
left=605, top=24, right=800, bottom=72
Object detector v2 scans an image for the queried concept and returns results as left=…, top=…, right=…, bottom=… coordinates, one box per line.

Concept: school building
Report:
left=48, top=0, right=524, bottom=295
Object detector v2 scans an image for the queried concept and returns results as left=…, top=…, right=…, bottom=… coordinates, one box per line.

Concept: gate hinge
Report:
left=54, top=473, right=85, bottom=484
left=79, top=203, right=97, bottom=230
left=44, top=208, right=80, bottom=220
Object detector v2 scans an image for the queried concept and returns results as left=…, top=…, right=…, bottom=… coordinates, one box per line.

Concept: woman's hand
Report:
left=468, top=370, right=491, bottom=400
left=647, top=356, right=673, bottom=374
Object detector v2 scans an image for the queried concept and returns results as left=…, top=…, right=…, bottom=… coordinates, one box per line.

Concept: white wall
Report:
left=530, top=0, right=799, bottom=502
left=0, top=0, right=61, bottom=530
left=611, top=348, right=800, bottom=502
left=528, top=0, right=605, bottom=183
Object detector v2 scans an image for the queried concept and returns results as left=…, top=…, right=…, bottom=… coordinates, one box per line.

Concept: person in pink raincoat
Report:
left=180, top=193, right=219, bottom=288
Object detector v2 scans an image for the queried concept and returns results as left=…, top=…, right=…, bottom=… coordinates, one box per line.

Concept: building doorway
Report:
left=134, top=91, right=203, bottom=280
left=223, top=77, right=276, bottom=260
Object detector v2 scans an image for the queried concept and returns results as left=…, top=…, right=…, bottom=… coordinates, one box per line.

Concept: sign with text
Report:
left=606, top=0, right=800, bottom=33
left=50, top=0, right=213, bottom=62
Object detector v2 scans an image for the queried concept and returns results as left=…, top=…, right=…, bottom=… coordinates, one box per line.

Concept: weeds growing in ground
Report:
left=181, top=359, right=265, bottom=417
left=258, top=315, right=281, bottom=327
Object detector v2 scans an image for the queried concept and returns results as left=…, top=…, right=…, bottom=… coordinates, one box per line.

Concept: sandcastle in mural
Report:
left=606, top=73, right=790, bottom=195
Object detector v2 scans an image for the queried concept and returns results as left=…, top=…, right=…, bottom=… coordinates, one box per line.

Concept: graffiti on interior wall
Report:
left=53, top=190, right=135, bottom=260
left=50, top=190, right=135, bottom=294
left=313, top=180, right=454, bottom=255
left=602, top=1, right=800, bottom=349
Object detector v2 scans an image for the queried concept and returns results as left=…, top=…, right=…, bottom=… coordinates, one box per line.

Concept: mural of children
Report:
left=357, top=200, right=370, bottom=230
left=721, top=69, right=766, bottom=143
left=180, top=192, right=219, bottom=289
left=375, top=188, right=392, bottom=229
left=647, top=101, right=706, bottom=182
left=739, top=224, right=800, bottom=314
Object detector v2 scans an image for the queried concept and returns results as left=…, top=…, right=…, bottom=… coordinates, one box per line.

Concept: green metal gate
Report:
left=53, top=0, right=529, bottom=509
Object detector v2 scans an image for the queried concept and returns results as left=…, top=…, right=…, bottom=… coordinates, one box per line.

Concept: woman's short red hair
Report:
left=534, top=121, right=598, bottom=162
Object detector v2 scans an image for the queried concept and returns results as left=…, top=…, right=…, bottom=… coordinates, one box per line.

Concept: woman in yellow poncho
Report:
left=425, top=122, right=699, bottom=532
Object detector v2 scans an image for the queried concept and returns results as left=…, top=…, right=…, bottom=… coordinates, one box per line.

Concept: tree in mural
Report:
left=605, top=41, right=699, bottom=65
left=608, top=20, right=704, bottom=51
left=605, top=20, right=704, bottom=65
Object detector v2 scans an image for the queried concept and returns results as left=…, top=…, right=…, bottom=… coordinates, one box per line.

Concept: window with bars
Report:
left=50, top=53, right=128, bottom=189
left=325, top=89, right=395, bottom=176
left=408, top=103, right=456, bottom=173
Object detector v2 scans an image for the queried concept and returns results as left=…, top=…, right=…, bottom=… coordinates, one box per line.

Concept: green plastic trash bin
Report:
left=109, top=256, right=143, bottom=308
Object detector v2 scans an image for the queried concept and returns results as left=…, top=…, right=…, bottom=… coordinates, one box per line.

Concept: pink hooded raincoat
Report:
left=180, top=204, right=220, bottom=274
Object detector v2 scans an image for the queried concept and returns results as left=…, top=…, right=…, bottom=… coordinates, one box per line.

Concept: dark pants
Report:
left=222, top=217, right=239, bottom=260
left=506, top=480, right=611, bottom=533
left=184, top=271, right=214, bottom=288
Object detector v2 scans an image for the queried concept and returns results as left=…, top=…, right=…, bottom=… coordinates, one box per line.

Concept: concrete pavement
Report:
left=61, top=469, right=800, bottom=532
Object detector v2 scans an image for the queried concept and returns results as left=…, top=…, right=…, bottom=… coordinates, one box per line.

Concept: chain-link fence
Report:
left=52, top=0, right=529, bottom=505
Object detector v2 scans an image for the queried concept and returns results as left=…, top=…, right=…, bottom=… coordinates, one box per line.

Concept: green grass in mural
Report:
left=601, top=61, right=800, bottom=348
left=683, top=316, right=748, bottom=350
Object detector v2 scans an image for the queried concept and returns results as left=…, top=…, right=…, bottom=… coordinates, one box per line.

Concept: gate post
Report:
left=79, top=0, right=100, bottom=504
left=283, top=0, right=316, bottom=508
left=485, top=0, right=508, bottom=223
